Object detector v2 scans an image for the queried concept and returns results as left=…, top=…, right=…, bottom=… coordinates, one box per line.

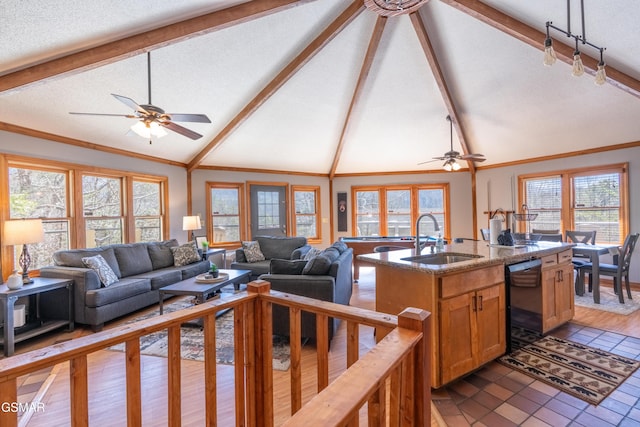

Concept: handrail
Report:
left=0, top=280, right=430, bottom=426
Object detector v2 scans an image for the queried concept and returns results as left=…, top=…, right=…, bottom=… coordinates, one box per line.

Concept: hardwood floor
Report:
left=9, top=267, right=640, bottom=426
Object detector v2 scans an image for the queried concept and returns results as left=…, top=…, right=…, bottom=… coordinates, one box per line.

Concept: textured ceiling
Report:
left=1, top=0, right=639, bottom=175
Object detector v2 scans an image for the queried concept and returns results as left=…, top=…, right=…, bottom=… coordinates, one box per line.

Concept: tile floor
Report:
left=433, top=322, right=640, bottom=426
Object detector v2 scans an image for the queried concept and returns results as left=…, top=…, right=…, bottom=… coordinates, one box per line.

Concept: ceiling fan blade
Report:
left=166, top=113, right=211, bottom=123
left=417, top=159, right=440, bottom=165
left=111, top=94, right=149, bottom=115
left=69, top=112, right=136, bottom=118
left=459, top=153, right=486, bottom=161
left=161, top=122, right=203, bottom=140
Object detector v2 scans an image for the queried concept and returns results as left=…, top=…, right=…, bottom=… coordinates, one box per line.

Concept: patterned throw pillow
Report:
left=242, top=241, right=265, bottom=263
left=82, top=254, right=119, bottom=287
left=303, top=247, right=322, bottom=261
left=171, top=241, right=201, bottom=267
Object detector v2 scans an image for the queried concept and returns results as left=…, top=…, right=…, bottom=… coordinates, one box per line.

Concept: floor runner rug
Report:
left=108, top=298, right=293, bottom=371
left=499, top=335, right=640, bottom=405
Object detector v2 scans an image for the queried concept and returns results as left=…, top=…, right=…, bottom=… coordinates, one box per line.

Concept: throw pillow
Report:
left=302, top=254, right=332, bottom=275
left=171, top=241, right=201, bottom=267
left=82, top=254, right=119, bottom=287
left=332, top=241, right=349, bottom=254
left=303, top=247, right=322, bottom=261
left=322, top=247, right=340, bottom=263
left=242, top=241, right=265, bottom=263
left=270, top=259, right=307, bottom=275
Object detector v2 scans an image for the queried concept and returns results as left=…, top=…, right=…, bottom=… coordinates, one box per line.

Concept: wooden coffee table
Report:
left=158, top=269, right=251, bottom=315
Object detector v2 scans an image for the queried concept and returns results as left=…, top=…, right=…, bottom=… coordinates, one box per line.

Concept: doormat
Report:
left=108, top=298, right=295, bottom=371
left=499, top=335, right=640, bottom=405
left=574, top=287, right=640, bottom=315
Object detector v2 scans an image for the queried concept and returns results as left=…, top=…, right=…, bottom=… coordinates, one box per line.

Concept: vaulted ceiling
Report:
left=2, top=0, right=639, bottom=176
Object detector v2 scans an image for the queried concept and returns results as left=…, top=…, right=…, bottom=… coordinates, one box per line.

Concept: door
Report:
left=249, top=184, right=287, bottom=238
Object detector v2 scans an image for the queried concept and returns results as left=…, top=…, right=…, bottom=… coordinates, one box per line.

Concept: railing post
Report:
left=397, top=308, right=431, bottom=426
left=247, top=280, right=274, bottom=427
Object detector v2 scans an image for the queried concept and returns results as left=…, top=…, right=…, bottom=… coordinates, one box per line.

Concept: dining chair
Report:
left=577, top=232, right=639, bottom=303
left=532, top=228, right=560, bottom=234
left=566, top=230, right=597, bottom=268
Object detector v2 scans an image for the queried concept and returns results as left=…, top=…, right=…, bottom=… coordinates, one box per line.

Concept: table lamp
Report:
left=182, top=215, right=201, bottom=241
left=3, top=219, right=45, bottom=284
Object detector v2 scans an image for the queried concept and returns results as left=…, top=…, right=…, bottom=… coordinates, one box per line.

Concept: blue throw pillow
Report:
left=302, top=254, right=332, bottom=275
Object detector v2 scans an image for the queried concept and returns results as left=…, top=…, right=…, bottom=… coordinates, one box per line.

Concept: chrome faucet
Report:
left=415, top=213, right=440, bottom=253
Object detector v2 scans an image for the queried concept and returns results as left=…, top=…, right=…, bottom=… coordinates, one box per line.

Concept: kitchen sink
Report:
left=401, top=252, right=484, bottom=265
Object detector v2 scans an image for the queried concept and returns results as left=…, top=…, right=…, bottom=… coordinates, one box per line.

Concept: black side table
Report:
left=0, top=277, right=74, bottom=357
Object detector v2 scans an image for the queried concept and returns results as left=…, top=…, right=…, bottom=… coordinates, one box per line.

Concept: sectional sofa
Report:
left=40, top=239, right=209, bottom=331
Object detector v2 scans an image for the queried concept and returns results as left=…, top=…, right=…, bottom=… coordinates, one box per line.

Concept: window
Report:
left=132, top=179, right=163, bottom=242
left=522, top=176, right=562, bottom=232
left=207, top=183, right=245, bottom=245
left=352, top=184, right=449, bottom=239
left=292, top=186, right=321, bottom=241
left=520, top=164, right=628, bottom=244
left=8, top=165, right=70, bottom=270
left=355, top=189, right=380, bottom=236
left=4, top=157, right=168, bottom=274
left=82, top=174, right=124, bottom=247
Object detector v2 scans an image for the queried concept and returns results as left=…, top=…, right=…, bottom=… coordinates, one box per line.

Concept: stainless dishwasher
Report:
left=505, top=258, right=542, bottom=353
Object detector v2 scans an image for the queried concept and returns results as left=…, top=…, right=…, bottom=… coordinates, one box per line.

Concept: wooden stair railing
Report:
left=0, top=280, right=430, bottom=426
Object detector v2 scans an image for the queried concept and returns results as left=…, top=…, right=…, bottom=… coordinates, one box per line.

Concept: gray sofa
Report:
left=230, top=236, right=312, bottom=280
left=259, top=241, right=353, bottom=346
left=39, top=239, right=209, bottom=331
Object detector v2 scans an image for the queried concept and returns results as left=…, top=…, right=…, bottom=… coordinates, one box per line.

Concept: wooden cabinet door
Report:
left=476, top=283, right=506, bottom=364
left=541, top=267, right=560, bottom=333
left=542, top=262, right=575, bottom=333
left=556, top=263, right=575, bottom=324
left=439, top=292, right=475, bottom=386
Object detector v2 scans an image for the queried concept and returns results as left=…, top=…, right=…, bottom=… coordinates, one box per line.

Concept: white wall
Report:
left=3, top=130, right=637, bottom=281
left=476, top=146, right=640, bottom=282
left=0, top=131, right=190, bottom=243
left=189, top=170, right=332, bottom=245
left=332, top=172, right=474, bottom=241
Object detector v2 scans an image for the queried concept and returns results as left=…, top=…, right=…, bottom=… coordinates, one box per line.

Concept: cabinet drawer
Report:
left=558, top=249, right=573, bottom=264
left=440, top=265, right=504, bottom=299
left=540, top=254, right=558, bottom=269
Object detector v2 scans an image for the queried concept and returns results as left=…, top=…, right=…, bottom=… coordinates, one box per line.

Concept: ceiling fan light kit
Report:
left=69, top=52, right=211, bottom=142
left=418, top=115, right=486, bottom=171
left=544, top=0, right=606, bottom=85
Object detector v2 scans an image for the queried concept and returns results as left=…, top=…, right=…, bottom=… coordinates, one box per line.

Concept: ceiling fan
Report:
left=69, top=52, right=211, bottom=142
left=418, top=115, right=485, bottom=170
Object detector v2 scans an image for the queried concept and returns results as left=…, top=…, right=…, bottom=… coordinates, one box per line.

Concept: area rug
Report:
left=574, top=286, right=640, bottom=315
left=108, top=298, right=293, bottom=371
left=499, top=335, right=640, bottom=405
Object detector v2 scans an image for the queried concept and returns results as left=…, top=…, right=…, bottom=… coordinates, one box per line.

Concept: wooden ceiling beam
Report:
left=187, top=0, right=365, bottom=172
left=329, top=16, right=387, bottom=179
left=441, top=0, right=640, bottom=99
left=409, top=12, right=477, bottom=174
left=0, top=0, right=317, bottom=94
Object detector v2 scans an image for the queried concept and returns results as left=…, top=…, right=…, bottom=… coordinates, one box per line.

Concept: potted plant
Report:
left=209, top=263, right=219, bottom=278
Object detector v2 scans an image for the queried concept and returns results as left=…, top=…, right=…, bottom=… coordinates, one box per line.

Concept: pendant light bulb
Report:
left=594, top=62, right=606, bottom=85
left=595, top=49, right=607, bottom=85
left=572, top=51, right=585, bottom=77
left=543, top=38, right=557, bottom=66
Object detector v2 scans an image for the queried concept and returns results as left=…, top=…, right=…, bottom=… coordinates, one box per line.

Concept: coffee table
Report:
left=158, top=269, right=251, bottom=315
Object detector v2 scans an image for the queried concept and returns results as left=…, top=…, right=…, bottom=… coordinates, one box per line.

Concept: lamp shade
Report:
left=131, top=121, right=168, bottom=139
left=4, top=219, right=44, bottom=246
left=182, top=216, right=201, bottom=231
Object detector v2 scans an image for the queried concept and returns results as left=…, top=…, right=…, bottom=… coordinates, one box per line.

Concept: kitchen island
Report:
left=359, top=240, right=575, bottom=388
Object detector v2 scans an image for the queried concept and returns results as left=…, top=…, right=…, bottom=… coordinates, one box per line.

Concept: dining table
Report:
left=572, top=243, right=620, bottom=303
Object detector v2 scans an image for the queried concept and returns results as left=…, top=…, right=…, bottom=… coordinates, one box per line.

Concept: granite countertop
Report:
left=357, top=240, right=576, bottom=274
